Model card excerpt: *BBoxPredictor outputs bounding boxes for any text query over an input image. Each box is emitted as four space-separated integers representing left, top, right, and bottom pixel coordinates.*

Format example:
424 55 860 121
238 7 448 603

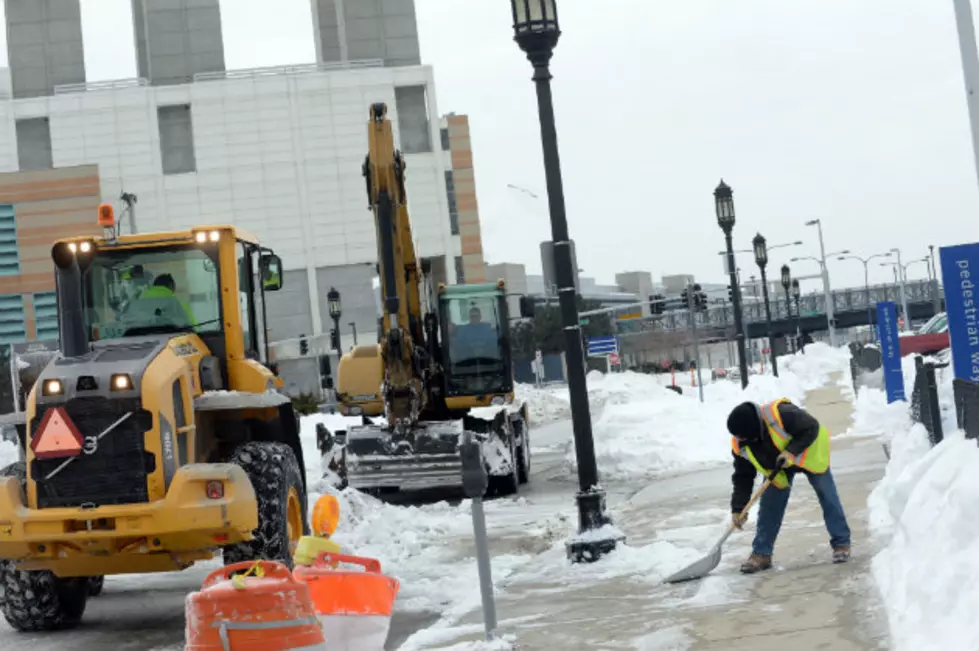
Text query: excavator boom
325 103 532 499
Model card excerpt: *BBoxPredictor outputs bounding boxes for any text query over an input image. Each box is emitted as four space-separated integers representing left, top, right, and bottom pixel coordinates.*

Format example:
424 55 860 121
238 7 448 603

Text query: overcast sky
1 0 977 293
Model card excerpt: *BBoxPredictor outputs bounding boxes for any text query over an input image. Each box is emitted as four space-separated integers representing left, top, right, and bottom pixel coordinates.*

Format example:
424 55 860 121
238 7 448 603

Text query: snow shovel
663 474 776 584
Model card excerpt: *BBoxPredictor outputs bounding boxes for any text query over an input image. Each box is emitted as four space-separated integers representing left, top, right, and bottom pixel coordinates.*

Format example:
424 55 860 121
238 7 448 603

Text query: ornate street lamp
511 0 620 563
327 287 342 355
715 181 748 388
752 233 777 377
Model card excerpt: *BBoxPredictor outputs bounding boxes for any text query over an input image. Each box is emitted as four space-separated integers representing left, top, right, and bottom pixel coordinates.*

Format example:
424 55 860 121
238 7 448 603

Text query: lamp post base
566 488 625 564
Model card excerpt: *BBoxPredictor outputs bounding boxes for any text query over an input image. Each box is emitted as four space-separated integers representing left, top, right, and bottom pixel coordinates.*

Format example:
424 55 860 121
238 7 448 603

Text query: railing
613 278 940 336
193 59 385 82
53 77 150 94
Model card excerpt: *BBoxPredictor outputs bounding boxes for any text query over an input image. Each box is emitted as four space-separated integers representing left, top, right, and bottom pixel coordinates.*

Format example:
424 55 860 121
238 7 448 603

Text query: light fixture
781 264 791 289
327 287 342 320
195 232 207 243
208 230 220 242
68 242 78 253
753 233 768 268
111 374 133 391
714 180 735 230
79 241 92 253
42 379 63 396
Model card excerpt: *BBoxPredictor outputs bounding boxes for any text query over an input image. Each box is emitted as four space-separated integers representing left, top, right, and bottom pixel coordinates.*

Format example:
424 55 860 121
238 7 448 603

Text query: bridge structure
610 278 942 343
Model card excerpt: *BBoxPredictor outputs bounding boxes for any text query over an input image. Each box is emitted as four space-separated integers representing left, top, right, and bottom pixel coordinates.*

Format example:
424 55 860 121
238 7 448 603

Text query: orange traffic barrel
186 560 327 651
293 552 400 651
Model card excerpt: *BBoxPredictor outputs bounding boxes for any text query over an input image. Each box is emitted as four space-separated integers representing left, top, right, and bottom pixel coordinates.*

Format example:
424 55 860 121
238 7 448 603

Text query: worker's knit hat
727 402 763 441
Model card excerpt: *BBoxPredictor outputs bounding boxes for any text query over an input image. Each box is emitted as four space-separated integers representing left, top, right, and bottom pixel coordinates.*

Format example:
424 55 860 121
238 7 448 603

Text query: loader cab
438 282 514 398
53 215 283 370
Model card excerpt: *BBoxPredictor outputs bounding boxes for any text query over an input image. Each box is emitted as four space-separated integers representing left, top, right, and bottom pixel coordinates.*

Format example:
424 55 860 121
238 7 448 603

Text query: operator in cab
131 273 198 328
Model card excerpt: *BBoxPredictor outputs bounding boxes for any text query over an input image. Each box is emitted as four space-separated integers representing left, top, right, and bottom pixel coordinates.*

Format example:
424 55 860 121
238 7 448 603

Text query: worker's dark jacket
730 402 821 512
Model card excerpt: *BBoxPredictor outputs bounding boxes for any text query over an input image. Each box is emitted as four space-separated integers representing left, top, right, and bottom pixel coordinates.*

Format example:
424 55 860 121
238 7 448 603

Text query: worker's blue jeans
753 469 851 557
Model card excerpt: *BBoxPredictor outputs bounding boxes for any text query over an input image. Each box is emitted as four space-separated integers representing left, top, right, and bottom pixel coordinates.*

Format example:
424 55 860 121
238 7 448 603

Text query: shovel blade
663 546 723 584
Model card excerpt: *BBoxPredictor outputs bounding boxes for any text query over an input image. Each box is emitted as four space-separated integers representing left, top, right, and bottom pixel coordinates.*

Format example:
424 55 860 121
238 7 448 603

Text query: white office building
0 61 460 350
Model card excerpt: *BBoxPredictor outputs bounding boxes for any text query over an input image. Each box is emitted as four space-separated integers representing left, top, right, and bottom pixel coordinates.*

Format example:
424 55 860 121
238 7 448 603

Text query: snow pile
0 441 18 470
513 383 571 426
839 387 911 440
563 344 852 481
869 428 979 650
777 342 853 391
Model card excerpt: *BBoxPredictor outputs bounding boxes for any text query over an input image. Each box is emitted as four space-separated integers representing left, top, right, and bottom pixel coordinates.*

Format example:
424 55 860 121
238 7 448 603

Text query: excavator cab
438 282 514 402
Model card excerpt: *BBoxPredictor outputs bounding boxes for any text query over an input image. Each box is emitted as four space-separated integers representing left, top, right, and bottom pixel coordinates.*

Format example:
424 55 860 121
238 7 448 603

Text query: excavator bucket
343 420 466 492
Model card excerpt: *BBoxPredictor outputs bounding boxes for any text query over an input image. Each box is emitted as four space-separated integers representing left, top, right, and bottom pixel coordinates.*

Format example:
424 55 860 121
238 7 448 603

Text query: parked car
899 312 949 356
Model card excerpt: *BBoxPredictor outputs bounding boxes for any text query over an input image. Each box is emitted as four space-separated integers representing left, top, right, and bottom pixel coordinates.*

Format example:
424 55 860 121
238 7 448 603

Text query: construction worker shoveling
665 398 851 584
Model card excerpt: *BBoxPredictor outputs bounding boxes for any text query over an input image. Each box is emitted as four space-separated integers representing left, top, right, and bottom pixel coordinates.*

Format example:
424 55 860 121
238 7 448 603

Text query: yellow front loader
0 205 308 632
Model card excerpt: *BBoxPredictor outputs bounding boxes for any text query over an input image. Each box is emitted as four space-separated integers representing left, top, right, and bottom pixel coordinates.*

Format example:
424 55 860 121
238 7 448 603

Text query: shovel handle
728 475 777 537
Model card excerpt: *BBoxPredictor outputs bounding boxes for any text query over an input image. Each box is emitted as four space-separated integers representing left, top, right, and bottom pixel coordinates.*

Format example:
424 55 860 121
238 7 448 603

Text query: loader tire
223 442 309 569
0 461 90 632
0 565 89 632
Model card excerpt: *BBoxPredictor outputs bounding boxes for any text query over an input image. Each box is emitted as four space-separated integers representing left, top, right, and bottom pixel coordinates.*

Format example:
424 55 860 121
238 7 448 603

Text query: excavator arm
362 103 430 433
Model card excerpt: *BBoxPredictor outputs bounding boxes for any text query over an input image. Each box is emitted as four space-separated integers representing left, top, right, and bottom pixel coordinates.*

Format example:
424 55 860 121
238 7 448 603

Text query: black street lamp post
781 264 793 353
511 0 620 562
791 279 804 354
327 287 342 355
753 233 778 377
715 181 749 388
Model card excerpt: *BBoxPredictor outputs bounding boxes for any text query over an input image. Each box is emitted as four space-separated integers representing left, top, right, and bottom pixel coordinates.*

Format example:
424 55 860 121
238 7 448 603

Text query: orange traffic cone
186 560 327 651
294 552 400 651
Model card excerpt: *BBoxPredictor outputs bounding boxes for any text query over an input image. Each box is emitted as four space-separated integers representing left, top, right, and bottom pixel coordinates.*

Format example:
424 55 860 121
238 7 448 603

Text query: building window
158 104 197 175
0 295 26 345
33 292 59 341
0 205 19 277
16 118 53 171
455 256 465 284
444 171 459 235
394 86 432 154
440 127 450 151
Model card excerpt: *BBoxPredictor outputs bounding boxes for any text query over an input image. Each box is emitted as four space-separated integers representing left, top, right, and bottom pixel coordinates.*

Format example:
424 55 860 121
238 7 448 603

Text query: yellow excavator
0 208 308 632
318 103 531 497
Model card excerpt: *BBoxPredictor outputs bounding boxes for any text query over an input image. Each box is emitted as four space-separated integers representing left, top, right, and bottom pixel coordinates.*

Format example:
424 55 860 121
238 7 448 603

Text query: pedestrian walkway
408 376 890 650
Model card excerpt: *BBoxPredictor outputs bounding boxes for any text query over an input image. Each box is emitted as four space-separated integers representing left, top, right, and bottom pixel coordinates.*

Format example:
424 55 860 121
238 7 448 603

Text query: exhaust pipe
52 243 89 359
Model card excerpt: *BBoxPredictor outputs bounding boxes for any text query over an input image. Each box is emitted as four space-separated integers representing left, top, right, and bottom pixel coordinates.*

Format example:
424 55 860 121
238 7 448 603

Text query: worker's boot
740 553 773 574
832 546 851 564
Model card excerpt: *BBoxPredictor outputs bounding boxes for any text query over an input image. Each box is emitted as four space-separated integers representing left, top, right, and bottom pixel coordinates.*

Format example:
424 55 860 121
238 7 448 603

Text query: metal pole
783 287 793 352
795 295 805 354
528 53 615 558
349 322 358 346
929 244 941 313
895 251 910 331
686 283 705 403
864 262 875 343
759 266 777 377
332 316 342 355
952 0 979 194
814 221 837 346
725 231 749 388
8 344 18 414
470 495 498 639
120 192 137 234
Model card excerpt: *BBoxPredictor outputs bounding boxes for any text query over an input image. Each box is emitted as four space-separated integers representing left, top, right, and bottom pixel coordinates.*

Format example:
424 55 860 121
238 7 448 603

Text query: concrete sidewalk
411 377 890 650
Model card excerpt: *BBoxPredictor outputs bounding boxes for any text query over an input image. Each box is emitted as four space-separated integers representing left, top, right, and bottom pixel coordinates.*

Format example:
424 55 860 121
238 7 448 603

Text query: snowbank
865 357 979 651
840 387 911 440
869 430 979 650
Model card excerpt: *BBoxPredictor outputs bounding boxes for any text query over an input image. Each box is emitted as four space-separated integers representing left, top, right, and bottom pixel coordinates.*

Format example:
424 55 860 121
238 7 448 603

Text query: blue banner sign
877 301 905 403
940 242 979 381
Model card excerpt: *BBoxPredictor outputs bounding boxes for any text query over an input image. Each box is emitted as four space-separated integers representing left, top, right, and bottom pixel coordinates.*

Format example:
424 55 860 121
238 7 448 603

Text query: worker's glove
773 450 794 472
732 511 748 530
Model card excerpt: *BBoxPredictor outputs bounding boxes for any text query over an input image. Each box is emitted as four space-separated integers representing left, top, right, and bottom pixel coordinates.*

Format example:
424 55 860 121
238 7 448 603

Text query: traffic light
681 288 689 309
299 334 309 356
728 286 734 303
692 284 703 311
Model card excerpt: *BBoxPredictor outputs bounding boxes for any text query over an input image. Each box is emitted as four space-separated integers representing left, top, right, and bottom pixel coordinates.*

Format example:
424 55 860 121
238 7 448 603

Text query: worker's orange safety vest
730 398 831 489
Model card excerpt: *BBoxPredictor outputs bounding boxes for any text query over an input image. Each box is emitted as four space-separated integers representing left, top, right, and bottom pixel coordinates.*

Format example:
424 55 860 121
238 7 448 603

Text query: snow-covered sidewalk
398 376 889 650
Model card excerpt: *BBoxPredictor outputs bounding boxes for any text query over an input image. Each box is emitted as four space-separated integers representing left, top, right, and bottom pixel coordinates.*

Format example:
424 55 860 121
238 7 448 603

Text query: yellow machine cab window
439 284 512 397
81 244 222 341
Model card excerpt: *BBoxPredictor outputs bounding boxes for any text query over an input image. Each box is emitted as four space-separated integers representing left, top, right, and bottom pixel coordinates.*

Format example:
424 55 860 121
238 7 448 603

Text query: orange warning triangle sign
31 407 84 460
